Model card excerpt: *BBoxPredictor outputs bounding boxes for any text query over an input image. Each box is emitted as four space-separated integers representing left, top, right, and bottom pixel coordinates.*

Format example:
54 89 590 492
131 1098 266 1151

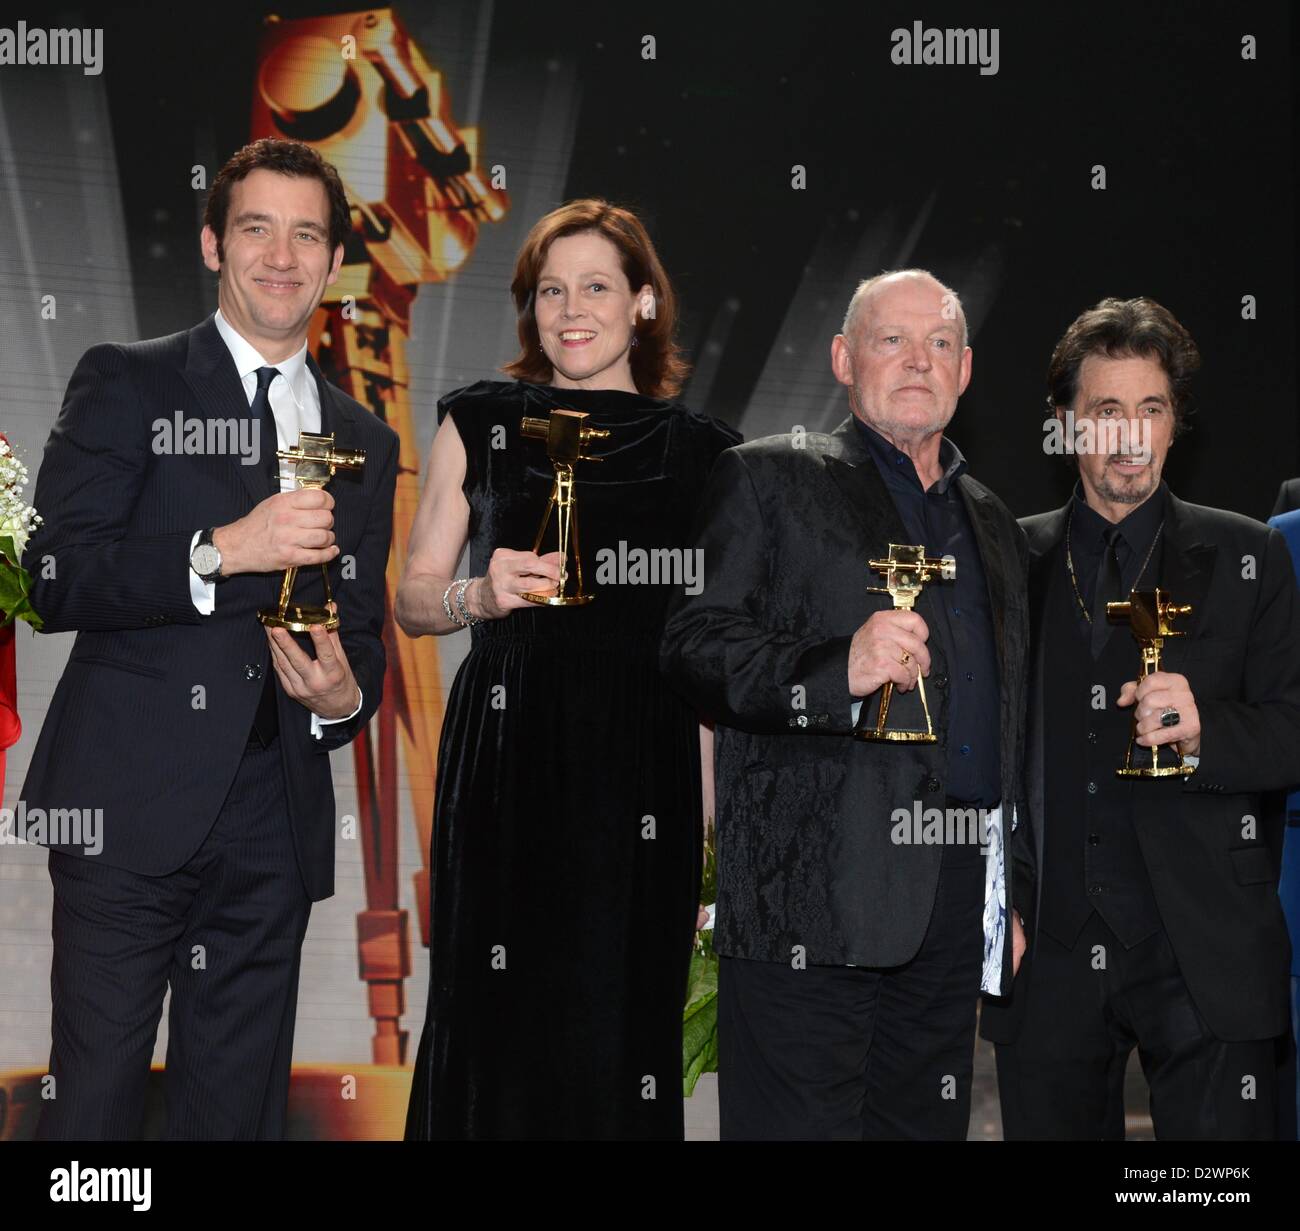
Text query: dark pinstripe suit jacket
20 314 399 901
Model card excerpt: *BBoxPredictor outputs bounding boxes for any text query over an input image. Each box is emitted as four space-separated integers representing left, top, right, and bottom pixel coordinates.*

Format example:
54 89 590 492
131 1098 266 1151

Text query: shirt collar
1070 479 1167 549
213 309 311 409
853 416 968 494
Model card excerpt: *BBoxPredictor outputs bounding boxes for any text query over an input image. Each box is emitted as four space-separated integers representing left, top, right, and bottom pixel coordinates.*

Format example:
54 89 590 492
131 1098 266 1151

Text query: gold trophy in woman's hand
519 408 609 605
258 432 365 632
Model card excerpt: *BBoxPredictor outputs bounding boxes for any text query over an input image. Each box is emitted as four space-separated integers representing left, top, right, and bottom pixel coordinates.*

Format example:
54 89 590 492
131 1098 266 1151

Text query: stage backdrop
0 0 1294 1139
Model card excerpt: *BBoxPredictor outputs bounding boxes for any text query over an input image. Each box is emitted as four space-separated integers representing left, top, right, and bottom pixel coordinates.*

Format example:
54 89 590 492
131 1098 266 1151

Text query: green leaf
682 996 719 1096
0 554 43 630
682 944 720 1095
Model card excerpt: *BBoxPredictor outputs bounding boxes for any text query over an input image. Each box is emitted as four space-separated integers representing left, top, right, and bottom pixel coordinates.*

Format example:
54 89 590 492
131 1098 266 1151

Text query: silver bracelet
454 577 484 627
442 581 462 627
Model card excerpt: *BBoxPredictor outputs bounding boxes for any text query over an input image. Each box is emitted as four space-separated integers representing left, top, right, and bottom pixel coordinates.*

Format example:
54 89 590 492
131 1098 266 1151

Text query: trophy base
259 605 340 633
520 591 593 606
1115 765 1195 778
855 730 938 744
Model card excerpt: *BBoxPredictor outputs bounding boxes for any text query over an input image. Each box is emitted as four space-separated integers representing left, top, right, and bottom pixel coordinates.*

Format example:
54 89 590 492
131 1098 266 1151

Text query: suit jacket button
935 673 949 689
245 663 262 680
925 776 941 793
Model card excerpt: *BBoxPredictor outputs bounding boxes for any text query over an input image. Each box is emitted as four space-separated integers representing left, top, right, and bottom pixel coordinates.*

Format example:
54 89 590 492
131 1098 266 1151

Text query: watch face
192 544 220 575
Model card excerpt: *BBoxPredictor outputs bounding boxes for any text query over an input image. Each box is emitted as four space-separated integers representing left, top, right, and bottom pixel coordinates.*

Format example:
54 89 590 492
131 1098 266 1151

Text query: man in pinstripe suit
20 139 399 1139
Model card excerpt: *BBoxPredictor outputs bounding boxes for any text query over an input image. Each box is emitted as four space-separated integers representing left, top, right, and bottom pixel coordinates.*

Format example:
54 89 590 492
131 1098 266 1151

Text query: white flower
1 512 31 557
0 437 39 560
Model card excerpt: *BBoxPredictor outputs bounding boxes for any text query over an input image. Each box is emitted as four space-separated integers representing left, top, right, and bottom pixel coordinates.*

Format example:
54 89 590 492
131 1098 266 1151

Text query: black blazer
660 418 1030 992
981 493 1300 1042
19 315 399 902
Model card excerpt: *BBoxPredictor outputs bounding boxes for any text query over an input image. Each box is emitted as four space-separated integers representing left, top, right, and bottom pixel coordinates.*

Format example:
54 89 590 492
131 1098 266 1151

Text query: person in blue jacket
1268 504 1300 1138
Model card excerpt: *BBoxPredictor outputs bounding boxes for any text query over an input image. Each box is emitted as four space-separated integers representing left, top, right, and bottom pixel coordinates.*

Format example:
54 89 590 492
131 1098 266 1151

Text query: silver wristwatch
190 527 223 583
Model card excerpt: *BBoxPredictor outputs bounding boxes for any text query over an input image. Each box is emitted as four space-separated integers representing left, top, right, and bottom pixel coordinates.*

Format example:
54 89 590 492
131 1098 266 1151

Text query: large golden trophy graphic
258 434 365 631
248 6 507 1131
519 409 609 605
854 544 954 743
1107 588 1195 778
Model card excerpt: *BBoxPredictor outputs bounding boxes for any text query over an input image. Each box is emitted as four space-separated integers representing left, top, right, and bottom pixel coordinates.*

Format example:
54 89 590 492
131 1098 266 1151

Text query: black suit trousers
35 737 311 1140
718 839 985 1140
995 912 1278 1140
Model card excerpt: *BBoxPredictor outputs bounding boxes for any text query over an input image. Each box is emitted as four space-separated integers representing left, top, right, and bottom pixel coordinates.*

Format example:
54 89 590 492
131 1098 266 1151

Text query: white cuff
310 687 363 739
189 530 215 615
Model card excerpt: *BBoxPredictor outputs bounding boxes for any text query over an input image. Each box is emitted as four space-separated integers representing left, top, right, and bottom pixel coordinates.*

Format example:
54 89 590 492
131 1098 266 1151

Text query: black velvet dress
404 379 740 1139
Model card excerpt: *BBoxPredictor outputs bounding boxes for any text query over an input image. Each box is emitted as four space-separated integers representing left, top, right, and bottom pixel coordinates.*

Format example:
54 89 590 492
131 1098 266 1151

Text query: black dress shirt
855 418 1002 806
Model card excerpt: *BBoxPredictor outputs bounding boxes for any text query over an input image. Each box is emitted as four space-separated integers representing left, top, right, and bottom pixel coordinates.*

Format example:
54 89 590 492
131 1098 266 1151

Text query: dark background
32 0 1300 520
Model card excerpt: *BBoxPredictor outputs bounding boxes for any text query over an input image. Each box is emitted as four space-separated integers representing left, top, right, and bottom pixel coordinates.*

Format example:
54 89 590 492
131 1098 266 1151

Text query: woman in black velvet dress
397 200 739 1139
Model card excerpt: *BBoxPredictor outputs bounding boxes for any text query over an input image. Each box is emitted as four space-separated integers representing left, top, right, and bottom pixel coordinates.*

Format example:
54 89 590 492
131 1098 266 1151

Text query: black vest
1039 540 1164 950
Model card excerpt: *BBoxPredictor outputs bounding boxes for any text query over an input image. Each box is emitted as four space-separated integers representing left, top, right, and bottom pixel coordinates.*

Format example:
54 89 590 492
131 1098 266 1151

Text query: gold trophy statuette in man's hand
258 433 365 633
851 545 954 743
1109 589 1198 776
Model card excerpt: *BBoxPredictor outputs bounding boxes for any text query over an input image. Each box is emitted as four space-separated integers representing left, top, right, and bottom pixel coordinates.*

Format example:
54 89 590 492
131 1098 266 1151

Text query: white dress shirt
188 309 363 738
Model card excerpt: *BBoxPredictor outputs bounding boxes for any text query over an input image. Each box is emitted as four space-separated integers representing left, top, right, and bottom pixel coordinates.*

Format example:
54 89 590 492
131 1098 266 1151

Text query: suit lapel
1157 492 1217 639
1025 504 1068 908
182 314 271 510
1027 508 1066 651
822 419 911 550
957 475 1008 677
306 355 367 548
307 353 362 450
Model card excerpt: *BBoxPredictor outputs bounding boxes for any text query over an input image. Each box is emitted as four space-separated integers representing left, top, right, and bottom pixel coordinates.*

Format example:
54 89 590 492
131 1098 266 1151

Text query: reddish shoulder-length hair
502 199 690 398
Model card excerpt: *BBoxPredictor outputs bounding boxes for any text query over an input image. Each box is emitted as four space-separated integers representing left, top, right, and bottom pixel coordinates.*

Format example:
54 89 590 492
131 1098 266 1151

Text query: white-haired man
662 270 1029 1139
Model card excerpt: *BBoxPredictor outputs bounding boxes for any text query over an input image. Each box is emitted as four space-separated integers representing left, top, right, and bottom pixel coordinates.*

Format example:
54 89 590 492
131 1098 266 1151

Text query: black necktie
1090 525 1124 658
252 366 281 490
249 366 281 747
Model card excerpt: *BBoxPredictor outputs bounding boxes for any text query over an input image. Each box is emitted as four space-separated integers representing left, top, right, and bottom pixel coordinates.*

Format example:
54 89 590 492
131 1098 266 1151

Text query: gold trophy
258 432 366 632
519 409 609 605
854 544 954 743
1106 588 1194 777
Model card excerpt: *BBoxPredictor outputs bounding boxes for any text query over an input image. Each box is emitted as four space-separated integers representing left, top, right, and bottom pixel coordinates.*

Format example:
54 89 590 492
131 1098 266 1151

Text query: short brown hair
502 200 689 398
1046 297 1200 438
204 138 352 262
